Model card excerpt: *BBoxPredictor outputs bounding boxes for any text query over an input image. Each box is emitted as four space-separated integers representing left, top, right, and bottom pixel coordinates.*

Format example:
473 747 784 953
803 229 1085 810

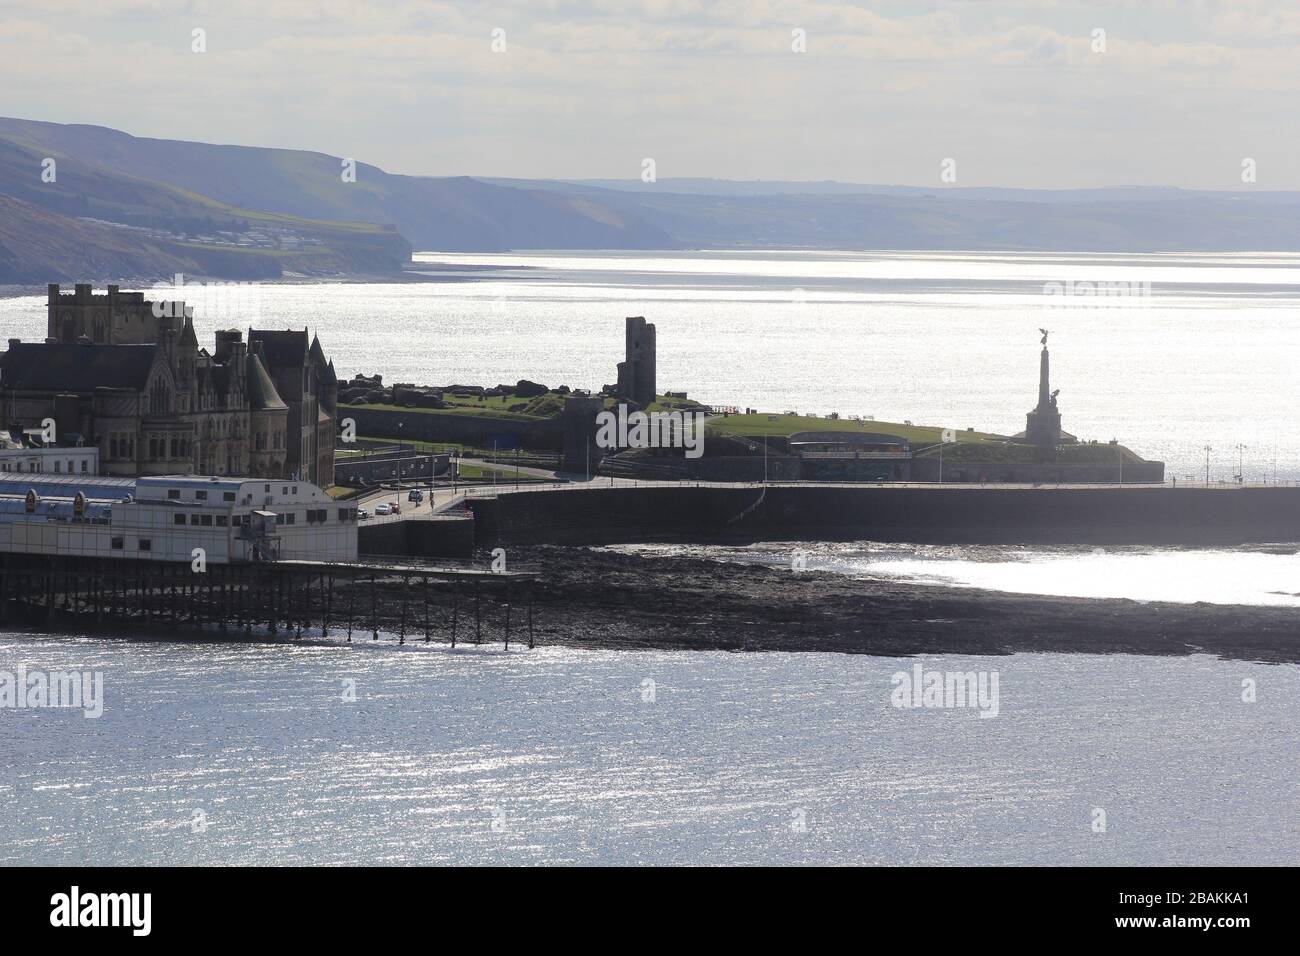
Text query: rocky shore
517 545 1300 664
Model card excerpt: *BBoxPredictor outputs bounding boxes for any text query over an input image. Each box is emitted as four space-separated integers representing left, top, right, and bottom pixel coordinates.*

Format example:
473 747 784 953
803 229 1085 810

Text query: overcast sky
1 0 1297 188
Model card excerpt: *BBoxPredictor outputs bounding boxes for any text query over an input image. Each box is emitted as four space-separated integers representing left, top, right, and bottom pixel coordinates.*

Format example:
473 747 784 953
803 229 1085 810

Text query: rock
514 379 548 397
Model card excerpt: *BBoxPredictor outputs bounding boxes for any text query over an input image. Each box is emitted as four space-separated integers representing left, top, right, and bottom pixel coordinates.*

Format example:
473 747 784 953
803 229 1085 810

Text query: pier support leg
399 573 408 645
450 588 458 649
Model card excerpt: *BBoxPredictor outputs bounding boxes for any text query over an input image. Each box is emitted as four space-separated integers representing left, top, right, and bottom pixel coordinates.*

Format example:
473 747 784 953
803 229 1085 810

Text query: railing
443 477 1298 498
797 451 911 459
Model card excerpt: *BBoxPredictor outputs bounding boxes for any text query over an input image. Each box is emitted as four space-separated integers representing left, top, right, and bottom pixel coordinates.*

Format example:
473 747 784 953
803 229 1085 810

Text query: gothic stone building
0 283 336 484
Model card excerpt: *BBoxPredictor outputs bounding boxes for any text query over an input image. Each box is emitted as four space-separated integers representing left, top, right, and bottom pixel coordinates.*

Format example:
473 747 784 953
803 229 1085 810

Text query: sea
2 634 1296 866
1 250 1298 865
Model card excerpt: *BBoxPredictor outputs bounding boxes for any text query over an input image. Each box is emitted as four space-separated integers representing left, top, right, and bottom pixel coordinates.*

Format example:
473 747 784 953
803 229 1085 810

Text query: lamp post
938 429 956 483
1204 444 1212 486
1234 443 1247 485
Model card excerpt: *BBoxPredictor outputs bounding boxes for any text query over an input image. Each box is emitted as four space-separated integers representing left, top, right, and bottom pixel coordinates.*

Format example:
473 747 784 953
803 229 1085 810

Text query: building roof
136 476 250 492
249 329 308 367
0 473 136 501
245 353 288 411
0 497 113 519
0 343 158 392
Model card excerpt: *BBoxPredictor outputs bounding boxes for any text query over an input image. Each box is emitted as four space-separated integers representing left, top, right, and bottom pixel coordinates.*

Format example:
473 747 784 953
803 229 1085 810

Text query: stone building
615 316 656 407
247 330 336 486
0 283 337 484
560 395 606 475
46 282 168 345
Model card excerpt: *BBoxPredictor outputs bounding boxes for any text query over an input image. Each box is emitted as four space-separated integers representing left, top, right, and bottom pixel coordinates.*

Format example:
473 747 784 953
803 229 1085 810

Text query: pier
0 553 538 648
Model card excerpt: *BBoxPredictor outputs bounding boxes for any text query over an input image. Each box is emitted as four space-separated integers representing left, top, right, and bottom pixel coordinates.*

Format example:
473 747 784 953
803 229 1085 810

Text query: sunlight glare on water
1 634 1294 866
4 250 1300 480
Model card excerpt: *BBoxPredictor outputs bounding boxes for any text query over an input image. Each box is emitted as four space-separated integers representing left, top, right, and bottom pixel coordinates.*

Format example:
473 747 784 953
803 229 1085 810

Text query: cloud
0 0 1297 187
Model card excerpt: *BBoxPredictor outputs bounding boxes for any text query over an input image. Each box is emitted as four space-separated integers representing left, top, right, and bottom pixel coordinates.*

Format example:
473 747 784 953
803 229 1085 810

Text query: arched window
149 377 171 415
93 317 105 343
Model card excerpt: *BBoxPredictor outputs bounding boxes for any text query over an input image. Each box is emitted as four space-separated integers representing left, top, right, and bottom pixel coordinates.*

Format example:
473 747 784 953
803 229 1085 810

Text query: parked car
407 489 424 502
374 503 391 516
357 507 370 520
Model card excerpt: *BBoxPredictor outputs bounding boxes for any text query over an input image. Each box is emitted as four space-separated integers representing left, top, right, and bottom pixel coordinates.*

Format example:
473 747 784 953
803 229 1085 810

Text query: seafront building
0 430 100 476
0 284 337 485
0 473 357 563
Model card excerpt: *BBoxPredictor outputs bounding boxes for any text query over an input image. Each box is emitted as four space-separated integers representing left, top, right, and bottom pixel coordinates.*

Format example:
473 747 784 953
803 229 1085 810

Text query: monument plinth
1024 331 1062 448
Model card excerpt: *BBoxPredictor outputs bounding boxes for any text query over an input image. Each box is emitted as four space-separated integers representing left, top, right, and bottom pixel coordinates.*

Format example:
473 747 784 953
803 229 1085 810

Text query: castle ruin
615 316 656 407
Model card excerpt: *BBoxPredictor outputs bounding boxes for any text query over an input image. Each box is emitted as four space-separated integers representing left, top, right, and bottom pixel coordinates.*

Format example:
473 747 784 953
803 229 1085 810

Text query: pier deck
0 552 536 648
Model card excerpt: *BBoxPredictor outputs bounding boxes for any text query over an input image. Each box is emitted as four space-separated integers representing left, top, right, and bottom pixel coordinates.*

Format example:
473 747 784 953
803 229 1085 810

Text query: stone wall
339 406 561 450
909 456 1165 483
469 484 1300 547
335 450 450 485
358 514 475 558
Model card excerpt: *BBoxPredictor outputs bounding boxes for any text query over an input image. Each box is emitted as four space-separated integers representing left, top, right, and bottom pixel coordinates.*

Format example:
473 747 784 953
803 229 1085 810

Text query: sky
1 0 1298 189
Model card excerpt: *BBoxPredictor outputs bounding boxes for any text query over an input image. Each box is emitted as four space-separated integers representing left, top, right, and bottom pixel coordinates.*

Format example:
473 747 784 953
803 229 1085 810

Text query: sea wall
468 484 1300 546
909 457 1165 484
358 515 475 558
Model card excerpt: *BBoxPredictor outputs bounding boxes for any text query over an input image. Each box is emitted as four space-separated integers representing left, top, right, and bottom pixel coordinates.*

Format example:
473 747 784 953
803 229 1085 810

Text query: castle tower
1024 333 1062 447
615 316 656 407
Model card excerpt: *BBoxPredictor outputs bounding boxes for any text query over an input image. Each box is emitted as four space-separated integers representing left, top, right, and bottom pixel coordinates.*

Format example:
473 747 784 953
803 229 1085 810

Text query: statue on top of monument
1038 328 1050 347
1050 388 1060 407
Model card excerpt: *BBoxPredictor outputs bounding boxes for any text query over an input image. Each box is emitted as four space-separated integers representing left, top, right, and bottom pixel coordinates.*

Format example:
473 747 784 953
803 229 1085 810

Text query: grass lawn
707 413 1006 447
454 463 549 482
348 402 543 421
349 391 706 423
345 435 559 462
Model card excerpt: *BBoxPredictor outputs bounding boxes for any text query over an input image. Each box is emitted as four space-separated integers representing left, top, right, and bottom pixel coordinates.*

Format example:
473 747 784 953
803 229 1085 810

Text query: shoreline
518 545 1300 664
0 544 1295 665
0 268 467 300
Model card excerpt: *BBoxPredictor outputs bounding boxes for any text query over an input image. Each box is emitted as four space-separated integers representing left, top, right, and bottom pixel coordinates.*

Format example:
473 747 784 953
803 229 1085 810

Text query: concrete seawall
468 484 1300 546
359 515 476 557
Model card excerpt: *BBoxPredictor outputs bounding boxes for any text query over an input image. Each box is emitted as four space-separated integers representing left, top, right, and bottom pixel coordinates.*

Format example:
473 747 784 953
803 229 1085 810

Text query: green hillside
0 133 411 281
0 117 674 253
